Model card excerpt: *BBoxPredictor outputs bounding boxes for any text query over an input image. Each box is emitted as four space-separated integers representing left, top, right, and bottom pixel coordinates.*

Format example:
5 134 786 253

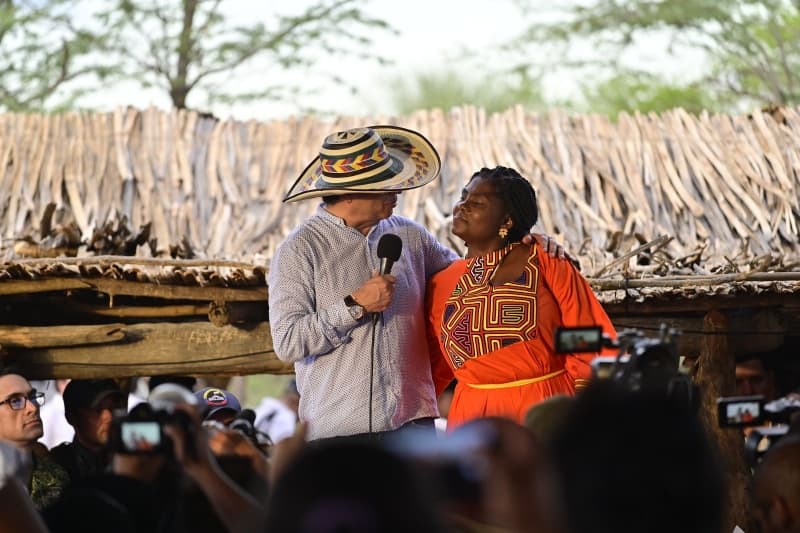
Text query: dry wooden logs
0 324 125 348
1 321 290 379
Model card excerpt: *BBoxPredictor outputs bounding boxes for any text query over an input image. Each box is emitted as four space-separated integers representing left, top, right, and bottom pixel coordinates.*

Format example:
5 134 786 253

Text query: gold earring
498 227 508 239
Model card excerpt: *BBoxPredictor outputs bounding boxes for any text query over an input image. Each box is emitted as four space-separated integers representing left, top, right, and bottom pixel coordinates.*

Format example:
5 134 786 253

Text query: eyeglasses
0 391 45 410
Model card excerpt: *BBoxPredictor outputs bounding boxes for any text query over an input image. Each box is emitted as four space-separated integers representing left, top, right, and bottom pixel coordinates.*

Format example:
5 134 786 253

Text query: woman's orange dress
426 242 617 429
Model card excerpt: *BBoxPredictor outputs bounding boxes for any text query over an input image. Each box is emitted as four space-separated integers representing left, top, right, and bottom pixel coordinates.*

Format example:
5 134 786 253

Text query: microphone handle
379 258 391 276
375 258 395 325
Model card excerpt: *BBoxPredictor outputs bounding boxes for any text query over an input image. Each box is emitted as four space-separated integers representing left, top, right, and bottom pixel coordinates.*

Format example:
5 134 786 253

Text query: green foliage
389 69 546 115
580 72 720 117
93 0 395 111
510 0 800 114
243 374 294 408
0 1 98 112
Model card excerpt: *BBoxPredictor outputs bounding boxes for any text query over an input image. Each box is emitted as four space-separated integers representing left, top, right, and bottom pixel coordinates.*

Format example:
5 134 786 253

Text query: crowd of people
1 124 798 532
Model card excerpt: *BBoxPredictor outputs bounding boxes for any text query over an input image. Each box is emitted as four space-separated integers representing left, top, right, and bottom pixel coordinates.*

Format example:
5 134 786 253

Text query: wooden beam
86 278 268 302
0 324 125 348
0 279 89 295
12 255 260 270
70 301 209 318
1 321 293 379
609 309 795 357
603 293 799 315
591 271 800 290
0 277 267 301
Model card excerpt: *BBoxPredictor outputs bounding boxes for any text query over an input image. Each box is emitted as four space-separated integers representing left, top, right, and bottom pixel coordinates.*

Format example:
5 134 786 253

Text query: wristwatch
344 295 366 320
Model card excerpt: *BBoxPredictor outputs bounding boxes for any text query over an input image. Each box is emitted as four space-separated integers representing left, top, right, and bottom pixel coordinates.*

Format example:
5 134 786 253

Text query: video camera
555 324 697 409
109 384 198 459
716 393 800 464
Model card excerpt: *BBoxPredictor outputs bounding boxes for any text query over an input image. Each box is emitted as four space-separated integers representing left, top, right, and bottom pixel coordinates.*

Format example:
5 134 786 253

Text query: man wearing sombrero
269 126 562 441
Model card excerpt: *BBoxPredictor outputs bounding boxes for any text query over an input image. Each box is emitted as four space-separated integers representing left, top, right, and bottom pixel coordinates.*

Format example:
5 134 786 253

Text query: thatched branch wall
0 105 797 278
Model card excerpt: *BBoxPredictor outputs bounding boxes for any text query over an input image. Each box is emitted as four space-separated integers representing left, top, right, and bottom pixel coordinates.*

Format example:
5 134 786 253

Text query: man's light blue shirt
268 206 457 440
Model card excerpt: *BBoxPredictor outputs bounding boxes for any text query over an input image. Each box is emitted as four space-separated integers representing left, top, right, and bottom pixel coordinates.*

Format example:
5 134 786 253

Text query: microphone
374 233 402 325
377 233 402 276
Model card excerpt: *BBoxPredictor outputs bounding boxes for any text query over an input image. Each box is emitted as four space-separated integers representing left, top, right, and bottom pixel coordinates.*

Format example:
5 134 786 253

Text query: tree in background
581 71 717 116
507 0 800 114
0 0 96 111
93 0 394 111
388 68 546 115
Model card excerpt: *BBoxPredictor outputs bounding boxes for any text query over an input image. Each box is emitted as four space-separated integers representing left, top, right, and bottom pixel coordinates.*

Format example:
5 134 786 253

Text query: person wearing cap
269 126 565 441
194 387 242 425
0 368 68 508
50 379 127 484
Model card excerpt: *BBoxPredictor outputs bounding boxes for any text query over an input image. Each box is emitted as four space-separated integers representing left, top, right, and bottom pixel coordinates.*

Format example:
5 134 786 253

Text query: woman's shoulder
431 258 468 280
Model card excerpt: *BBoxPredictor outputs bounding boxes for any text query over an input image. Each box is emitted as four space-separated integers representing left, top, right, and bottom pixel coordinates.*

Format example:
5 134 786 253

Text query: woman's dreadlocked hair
468 166 538 243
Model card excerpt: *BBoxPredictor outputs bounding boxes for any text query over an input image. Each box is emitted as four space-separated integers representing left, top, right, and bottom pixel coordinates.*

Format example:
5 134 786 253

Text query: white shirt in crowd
37 382 74 449
254 396 297 444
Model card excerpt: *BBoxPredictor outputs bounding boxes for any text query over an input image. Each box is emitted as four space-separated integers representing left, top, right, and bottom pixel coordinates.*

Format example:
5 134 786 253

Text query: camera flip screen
121 421 162 452
555 326 603 353
717 396 765 427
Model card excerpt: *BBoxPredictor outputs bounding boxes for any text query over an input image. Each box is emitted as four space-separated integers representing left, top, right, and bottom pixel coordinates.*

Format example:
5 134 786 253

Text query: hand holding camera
110 383 202 460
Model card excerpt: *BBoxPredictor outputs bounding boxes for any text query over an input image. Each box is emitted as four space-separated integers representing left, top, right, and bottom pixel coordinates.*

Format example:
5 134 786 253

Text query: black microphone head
377 233 402 262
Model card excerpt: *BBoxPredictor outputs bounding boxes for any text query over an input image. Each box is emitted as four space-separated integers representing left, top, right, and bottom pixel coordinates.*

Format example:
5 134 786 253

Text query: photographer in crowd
195 386 272 499
50 379 127 484
44 384 265 533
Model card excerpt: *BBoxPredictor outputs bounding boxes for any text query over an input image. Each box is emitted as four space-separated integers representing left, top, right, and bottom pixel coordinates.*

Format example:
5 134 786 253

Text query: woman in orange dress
426 166 616 429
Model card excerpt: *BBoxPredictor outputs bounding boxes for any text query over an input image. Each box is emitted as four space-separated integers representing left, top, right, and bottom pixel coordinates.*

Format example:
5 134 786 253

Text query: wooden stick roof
0 105 797 304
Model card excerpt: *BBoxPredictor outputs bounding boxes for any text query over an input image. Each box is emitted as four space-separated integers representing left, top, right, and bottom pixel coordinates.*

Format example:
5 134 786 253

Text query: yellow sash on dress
465 369 567 389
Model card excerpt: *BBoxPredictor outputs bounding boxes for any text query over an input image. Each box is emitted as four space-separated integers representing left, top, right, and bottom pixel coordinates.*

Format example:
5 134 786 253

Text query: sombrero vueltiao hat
283 125 441 203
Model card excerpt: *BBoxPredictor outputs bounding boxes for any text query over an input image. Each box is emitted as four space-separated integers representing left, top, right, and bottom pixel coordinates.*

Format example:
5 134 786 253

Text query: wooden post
693 310 753 533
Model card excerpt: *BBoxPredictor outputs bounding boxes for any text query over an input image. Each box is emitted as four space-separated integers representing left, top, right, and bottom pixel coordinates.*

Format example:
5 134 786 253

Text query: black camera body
716 394 800 464
110 402 169 455
716 395 767 428
109 384 199 459
555 324 696 408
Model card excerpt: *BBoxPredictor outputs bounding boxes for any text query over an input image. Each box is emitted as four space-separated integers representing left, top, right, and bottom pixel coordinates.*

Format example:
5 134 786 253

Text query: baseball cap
194 387 242 420
63 379 126 415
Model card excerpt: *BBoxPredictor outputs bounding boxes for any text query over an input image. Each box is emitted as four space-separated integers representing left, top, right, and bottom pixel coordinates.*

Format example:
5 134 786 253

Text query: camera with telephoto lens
555 324 697 409
716 393 800 465
109 384 198 459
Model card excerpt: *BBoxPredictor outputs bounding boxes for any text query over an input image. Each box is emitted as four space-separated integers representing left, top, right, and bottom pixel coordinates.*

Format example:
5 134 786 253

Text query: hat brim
283 125 441 203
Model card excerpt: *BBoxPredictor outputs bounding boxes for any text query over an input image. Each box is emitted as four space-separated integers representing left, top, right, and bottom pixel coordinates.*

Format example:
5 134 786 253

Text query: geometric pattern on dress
441 244 540 369
469 256 486 284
